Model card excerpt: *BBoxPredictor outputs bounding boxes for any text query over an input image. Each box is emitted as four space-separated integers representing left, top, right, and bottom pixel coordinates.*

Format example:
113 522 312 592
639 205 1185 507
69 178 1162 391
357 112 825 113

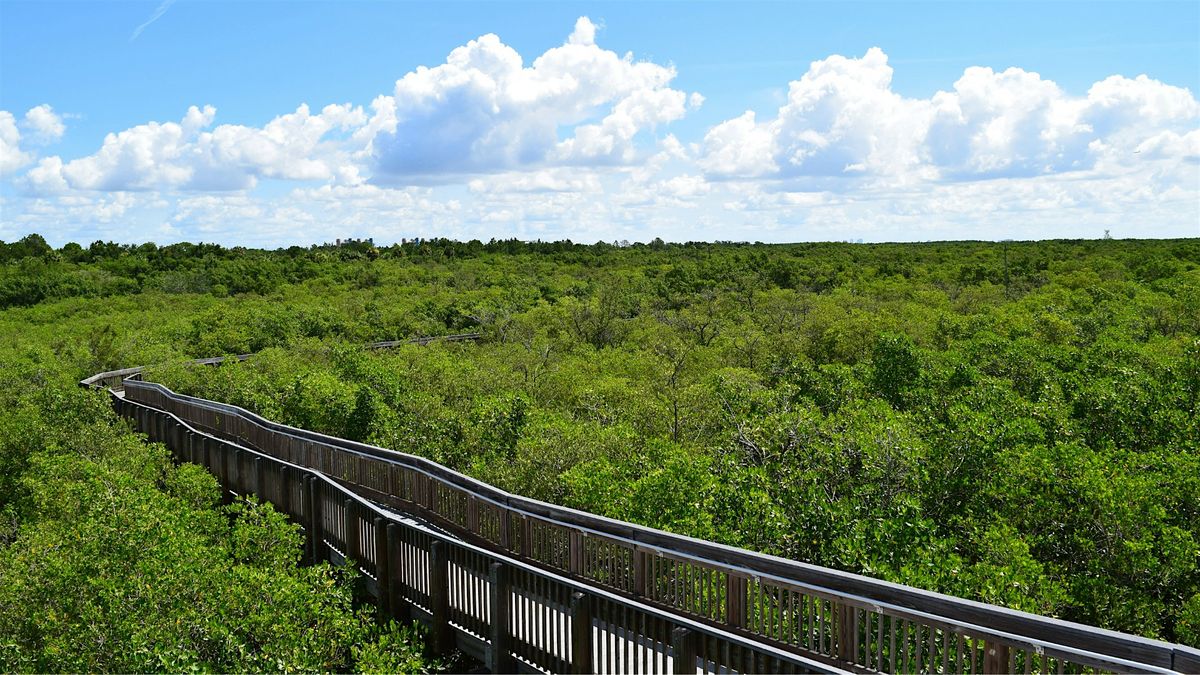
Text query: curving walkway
82 336 1200 674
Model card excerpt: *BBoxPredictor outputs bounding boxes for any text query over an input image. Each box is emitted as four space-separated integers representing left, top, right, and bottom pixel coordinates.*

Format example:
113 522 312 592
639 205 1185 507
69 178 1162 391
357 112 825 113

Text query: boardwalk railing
83 339 1200 675
105 387 844 674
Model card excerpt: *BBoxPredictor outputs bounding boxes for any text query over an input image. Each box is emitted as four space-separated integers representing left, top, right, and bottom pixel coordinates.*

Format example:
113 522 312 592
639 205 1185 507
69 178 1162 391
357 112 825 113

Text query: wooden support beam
671 626 695 675
218 439 232 504
633 548 649 598
197 432 208 471
569 591 593 675
498 511 510 550
570 530 584 576
343 498 358 564
254 456 265 500
374 517 390 619
300 474 314 564
983 640 1011 675
726 574 746 629
466 495 479 534
429 540 452 656
230 448 242 497
836 603 856 664
386 522 410 622
521 515 533 559
307 475 323 565
488 562 514 674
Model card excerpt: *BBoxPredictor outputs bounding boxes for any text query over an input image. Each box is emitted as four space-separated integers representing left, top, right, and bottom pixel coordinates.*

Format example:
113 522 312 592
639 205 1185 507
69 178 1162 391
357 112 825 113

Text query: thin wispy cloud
130 0 176 42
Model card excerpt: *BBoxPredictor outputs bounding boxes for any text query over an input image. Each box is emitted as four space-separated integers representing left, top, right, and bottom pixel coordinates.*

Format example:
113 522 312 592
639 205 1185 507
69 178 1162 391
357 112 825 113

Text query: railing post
836 602 856 663
308 475 323 565
373 517 390 618
218 440 233 504
300 474 314 563
186 430 196 465
278 466 293 516
488 562 514 674
386 522 410 621
427 476 438 514
197 432 208 471
429 540 453 655
983 640 1011 675
570 530 584 576
343 499 358 564
254 456 265 500
671 626 695 675
726 573 746 628
569 591 593 674
521 515 532 559
499 511 511 550
466 495 479 534
227 447 241 497
633 548 649 597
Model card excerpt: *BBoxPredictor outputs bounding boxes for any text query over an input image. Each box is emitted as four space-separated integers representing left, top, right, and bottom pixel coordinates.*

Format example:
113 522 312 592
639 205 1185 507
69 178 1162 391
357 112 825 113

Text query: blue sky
1 1 1197 246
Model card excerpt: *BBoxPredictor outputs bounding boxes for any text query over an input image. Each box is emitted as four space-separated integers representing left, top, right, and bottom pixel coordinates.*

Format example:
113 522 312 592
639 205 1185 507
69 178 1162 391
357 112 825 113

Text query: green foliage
353 621 440 674
0 310 434 671
2 234 1199 653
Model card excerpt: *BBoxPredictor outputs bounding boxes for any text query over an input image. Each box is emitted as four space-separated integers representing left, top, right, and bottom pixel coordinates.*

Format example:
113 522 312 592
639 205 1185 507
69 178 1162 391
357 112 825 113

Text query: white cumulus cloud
23 105 66 143
701 48 929 180
2 34 1197 245
28 103 365 193
1 104 67 175
0 111 33 175
18 17 694 194
701 48 1200 184
366 16 694 178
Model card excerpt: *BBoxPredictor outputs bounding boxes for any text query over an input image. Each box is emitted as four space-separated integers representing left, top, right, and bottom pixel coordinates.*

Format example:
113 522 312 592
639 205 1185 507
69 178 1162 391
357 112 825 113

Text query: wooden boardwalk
82 341 1200 674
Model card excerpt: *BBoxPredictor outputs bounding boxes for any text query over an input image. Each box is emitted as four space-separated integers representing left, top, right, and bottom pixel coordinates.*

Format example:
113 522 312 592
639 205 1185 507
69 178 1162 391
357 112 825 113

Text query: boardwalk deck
81 344 1200 675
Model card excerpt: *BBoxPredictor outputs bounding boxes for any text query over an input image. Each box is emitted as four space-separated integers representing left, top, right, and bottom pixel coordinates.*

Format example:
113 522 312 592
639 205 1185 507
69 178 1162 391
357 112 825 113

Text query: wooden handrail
83 336 1200 674
113 391 844 674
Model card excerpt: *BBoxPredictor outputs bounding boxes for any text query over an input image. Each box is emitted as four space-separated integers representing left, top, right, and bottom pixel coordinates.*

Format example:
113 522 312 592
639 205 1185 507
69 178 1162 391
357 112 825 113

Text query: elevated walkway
81 339 1200 674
